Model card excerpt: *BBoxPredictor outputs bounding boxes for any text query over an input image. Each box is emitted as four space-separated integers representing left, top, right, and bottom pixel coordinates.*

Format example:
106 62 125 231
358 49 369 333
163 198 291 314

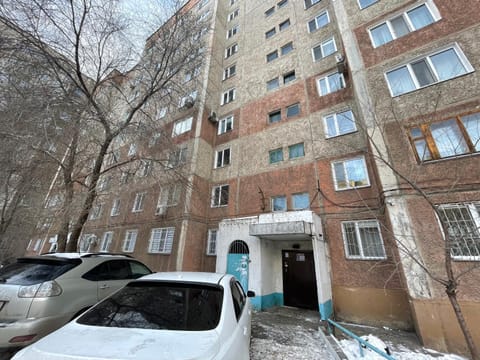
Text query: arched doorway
226 240 249 292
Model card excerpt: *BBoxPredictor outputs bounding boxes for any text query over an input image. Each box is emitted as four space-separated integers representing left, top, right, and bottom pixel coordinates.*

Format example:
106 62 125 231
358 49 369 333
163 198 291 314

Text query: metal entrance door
282 250 318 310
227 240 249 292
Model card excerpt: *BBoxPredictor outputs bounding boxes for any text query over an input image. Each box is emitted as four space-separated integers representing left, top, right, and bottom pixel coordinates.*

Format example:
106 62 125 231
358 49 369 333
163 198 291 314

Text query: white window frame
312 37 337 61
437 202 480 261
227 24 239 39
385 44 474 97
308 10 330 33
155 184 180 215
218 115 234 135
148 227 175 254
341 220 387 260
271 195 287 212
100 231 113 252
323 109 357 138
207 229 217 255
89 203 103 220
357 0 378 10
132 192 146 212
157 106 167 119
317 72 346 96
228 8 239 21
304 0 321 9
211 184 229 207
167 147 187 168
123 230 137 253
368 2 441 48
225 43 238 58
172 117 193 136
223 64 236 80
331 156 370 191
110 198 121 217
221 88 236 105
215 148 231 168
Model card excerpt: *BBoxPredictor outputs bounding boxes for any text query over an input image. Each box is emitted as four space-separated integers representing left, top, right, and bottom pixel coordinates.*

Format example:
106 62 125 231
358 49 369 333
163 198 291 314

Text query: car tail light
18 281 62 298
9 334 37 343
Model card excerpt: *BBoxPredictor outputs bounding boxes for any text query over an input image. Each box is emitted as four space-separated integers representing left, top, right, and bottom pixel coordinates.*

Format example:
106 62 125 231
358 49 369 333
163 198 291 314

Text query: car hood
13 322 221 360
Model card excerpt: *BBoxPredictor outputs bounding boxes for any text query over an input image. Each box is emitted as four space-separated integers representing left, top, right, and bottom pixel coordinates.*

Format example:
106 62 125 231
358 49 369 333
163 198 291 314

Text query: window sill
334 184 371 192
417 151 480 165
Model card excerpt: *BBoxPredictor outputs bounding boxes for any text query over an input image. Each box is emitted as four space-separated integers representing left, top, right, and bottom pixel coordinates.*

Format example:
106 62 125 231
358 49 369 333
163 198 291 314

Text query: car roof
139 272 231 285
39 252 132 259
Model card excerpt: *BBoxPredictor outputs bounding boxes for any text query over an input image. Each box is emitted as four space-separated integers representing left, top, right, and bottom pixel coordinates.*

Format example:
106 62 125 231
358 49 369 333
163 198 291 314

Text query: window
149 227 175 254
123 230 137 253
265 28 276 39
215 148 231 168
230 279 246 320
277 0 288 8
227 25 239 39
317 72 345 96
281 42 294 56
228 8 239 21
324 109 356 138
272 196 287 211
267 77 280 91
128 143 137 157
269 110 282 123
225 43 238 58
358 0 378 9
409 112 480 161
369 3 439 47
139 160 152 177
120 171 132 185
288 143 304 159
172 117 193 136
207 229 217 255
312 37 337 61
218 115 234 134
223 64 236 80
89 204 103 220
304 0 321 9
438 203 480 260
342 220 386 259
308 10 330 32
110 198 121 217
157 107 167 119
199 10 211 22
332 156 370 190
100 232 113 252
279 19 291 31
292 192 309 210
266 50 279 63
156 184 180 215
386 45 473 97
132 192 146 212
212 185 229 207
221 88 236 105
283 71 296 84
97 176 111 191
286 103 300 118
265 7 275 17
269 148 284 163
168 147 187 168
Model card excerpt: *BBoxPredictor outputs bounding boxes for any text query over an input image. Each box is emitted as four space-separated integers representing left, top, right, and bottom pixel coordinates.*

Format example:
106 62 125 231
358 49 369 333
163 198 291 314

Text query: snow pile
339 335 468 360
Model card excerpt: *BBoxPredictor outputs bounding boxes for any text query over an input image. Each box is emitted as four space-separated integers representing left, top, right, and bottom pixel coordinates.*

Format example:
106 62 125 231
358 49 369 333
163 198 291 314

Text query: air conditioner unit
335 53 347 74
208 111 218 123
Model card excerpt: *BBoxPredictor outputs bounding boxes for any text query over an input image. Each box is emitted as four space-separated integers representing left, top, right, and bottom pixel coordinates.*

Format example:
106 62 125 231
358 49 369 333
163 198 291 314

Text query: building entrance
282 250 318 310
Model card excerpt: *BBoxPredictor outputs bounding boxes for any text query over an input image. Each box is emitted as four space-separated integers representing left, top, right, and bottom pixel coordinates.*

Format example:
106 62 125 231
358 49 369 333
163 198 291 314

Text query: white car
12 272 255 360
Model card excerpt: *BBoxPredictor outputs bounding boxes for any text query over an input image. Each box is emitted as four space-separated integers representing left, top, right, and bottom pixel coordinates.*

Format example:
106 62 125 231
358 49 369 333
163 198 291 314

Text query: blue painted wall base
319 299 333 320
250 293 284 310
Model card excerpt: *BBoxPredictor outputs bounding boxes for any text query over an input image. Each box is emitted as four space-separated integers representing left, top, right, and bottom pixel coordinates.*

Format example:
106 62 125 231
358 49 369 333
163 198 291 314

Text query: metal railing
327 318 396 360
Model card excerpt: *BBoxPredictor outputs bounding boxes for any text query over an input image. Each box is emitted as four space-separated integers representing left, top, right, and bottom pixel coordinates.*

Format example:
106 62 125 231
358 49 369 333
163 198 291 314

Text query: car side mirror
247 290 255 298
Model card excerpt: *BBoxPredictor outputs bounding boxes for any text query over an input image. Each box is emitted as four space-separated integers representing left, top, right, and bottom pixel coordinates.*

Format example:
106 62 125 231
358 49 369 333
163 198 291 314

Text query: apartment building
28 0 479 355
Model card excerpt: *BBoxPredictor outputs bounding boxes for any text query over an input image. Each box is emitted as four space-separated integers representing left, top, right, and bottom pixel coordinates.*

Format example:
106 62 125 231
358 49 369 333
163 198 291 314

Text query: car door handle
99 284 110 289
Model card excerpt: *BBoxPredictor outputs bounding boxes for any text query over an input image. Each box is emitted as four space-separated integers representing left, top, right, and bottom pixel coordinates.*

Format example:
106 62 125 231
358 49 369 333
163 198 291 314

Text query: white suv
0 253 152 350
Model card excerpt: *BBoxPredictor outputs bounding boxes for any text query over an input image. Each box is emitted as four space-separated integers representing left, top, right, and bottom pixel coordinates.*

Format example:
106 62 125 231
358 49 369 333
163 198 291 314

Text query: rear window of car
0 258 81 285
77 281 223 331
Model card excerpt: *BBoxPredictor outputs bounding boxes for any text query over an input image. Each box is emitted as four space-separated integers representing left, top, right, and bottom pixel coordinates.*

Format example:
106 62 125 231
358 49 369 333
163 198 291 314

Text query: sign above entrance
249 221 312 240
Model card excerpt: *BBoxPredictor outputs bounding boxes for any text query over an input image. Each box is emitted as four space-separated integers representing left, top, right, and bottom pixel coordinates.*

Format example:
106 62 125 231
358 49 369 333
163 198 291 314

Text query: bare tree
0 0 207 253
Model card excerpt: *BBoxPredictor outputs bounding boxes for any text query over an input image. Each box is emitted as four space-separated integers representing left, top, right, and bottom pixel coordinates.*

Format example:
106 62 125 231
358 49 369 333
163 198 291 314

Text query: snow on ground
338 335 468 360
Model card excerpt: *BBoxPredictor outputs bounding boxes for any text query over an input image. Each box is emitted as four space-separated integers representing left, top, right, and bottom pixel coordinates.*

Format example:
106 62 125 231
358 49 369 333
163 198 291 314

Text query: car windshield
0 258 81 285
77 281 223 331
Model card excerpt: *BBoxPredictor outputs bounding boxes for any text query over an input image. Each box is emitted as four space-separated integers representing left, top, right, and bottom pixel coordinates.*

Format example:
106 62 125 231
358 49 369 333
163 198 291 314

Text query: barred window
207 229 217 255
438 203 480 260
149 227 175 254
342 220 386 259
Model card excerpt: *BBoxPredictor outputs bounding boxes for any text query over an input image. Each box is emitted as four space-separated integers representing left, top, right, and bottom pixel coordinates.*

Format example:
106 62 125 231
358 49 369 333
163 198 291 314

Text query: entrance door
227 240 249 292
282 250 318 310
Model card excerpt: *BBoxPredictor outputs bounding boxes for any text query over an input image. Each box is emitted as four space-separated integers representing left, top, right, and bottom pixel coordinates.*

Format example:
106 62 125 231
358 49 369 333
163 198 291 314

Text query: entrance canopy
249 221 312 240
